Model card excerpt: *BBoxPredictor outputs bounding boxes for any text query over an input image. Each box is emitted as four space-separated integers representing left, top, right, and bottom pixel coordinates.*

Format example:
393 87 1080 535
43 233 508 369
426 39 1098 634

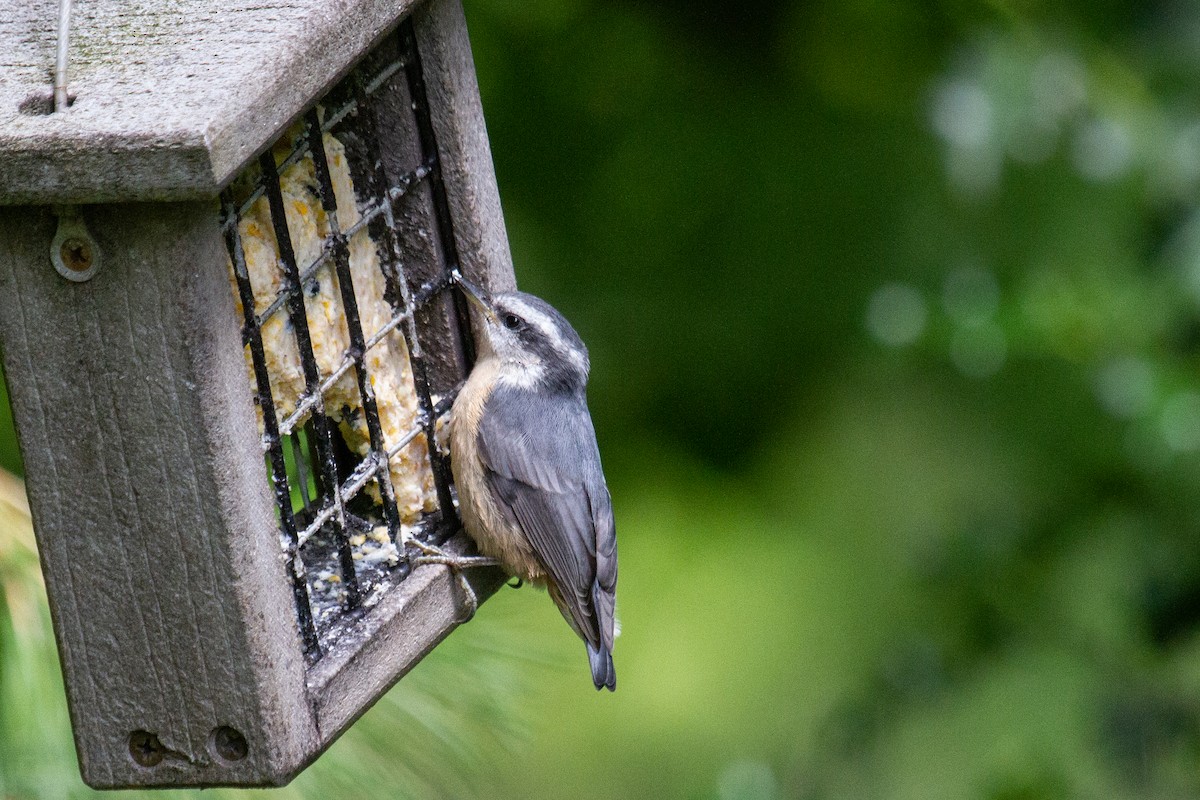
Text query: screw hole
209 726 248 763
128 730 165 768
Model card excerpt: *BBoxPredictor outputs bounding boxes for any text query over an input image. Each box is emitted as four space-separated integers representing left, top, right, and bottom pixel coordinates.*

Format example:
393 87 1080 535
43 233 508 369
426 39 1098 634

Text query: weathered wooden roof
0 0 419 204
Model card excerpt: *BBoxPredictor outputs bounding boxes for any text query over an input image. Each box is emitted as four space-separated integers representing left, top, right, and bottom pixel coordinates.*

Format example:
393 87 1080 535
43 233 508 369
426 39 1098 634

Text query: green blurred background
6 0 1200 797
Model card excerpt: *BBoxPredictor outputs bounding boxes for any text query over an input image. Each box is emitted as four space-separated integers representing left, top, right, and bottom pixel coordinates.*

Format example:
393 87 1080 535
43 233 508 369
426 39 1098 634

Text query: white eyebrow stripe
503 296 589 373
504 298 557 337
565 346 587 372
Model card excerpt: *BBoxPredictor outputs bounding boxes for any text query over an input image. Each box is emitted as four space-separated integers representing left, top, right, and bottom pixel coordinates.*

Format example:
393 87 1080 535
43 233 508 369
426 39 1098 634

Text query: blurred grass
0 381 19 477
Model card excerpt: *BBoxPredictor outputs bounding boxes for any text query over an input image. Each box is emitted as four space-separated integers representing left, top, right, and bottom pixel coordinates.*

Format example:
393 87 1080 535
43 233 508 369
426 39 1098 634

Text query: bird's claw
407 539 500 623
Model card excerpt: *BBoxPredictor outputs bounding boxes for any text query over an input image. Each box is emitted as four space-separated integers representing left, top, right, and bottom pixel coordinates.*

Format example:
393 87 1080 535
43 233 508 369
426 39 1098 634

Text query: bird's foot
407 539 501 623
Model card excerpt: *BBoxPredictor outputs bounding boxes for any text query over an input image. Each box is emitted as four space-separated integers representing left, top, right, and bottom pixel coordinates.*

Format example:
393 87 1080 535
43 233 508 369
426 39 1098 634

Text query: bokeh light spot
866 283 928 347
1094 357 1155 419
717 760 778 800
1159 391 1200 452
1031 51 1087 121
1072 118 1133 182
931 80 994 151
943 265 1000 324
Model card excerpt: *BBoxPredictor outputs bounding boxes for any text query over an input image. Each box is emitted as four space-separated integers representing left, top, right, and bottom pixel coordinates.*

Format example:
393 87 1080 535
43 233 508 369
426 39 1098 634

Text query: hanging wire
54 0 72 112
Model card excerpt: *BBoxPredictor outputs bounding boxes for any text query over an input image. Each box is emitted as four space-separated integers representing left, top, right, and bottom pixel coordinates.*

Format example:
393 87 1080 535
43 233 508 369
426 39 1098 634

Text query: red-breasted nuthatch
449 277 618 691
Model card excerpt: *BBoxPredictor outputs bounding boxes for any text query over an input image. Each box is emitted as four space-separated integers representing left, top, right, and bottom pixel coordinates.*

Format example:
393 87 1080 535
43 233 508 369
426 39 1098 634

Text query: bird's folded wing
476 390 615 649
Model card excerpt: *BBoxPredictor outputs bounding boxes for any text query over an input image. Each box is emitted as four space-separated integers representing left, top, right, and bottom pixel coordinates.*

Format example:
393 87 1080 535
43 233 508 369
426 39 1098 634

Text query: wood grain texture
0 203 318 787
0 0 421 204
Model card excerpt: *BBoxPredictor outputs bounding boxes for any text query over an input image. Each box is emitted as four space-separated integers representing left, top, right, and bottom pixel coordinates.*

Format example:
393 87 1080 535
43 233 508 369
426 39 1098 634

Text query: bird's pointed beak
453 271 497 324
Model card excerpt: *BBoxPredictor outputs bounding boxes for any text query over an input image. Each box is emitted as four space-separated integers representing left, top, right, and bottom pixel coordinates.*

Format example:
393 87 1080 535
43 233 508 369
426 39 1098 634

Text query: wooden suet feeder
0 0 513 788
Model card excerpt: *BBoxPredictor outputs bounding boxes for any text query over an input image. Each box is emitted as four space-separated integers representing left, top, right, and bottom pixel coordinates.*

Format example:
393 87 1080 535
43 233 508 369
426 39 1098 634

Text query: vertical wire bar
347 70 428 574
350 73 407 316
222 197 321 656
303 111 405 553
398 20 470 541
379 182 457 535
259 151 362 608
348 71 429 556
353 56 455 536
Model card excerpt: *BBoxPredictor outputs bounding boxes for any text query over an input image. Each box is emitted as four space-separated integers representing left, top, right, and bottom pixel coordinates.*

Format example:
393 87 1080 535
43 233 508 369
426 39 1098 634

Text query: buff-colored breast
450 358 548 584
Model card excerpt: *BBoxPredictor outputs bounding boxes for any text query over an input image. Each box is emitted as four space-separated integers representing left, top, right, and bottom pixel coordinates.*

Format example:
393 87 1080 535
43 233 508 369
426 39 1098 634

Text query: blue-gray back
476 385 617 652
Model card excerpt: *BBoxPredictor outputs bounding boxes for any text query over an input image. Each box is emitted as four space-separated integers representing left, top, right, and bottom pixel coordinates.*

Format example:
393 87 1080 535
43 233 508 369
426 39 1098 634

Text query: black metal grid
219 19 473 660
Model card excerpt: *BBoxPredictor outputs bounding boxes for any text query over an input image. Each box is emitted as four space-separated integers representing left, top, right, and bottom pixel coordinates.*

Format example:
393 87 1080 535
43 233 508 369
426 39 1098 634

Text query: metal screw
128 730 165 768
210 726 248 763
50 208 101 282
59 237 92 273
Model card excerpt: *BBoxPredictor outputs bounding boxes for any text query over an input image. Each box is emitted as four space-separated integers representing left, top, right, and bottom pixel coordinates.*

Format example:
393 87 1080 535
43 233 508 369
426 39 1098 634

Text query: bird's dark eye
502 313 522 330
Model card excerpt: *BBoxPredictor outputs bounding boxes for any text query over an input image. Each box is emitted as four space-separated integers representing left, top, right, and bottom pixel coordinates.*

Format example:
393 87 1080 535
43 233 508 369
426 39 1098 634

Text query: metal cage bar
217 18 486 653
258 151 363 610
397 19 464 541
303 109 406 552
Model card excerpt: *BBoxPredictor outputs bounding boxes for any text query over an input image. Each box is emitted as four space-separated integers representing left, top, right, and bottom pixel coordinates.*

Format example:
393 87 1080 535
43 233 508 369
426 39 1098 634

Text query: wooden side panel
414 0 517 295
0 203 317 787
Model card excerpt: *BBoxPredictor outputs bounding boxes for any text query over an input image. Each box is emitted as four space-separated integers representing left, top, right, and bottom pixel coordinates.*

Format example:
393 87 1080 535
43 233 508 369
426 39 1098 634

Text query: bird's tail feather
587 642 616 691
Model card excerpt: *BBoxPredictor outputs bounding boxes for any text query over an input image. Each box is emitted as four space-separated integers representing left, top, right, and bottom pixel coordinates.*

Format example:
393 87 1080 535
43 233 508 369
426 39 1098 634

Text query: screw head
128 730 165 768
210 726 248 763
59 237 93 273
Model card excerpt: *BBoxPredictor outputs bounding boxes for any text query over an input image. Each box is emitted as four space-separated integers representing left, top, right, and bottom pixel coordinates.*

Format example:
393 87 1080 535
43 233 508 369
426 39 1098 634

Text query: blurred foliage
6 0 1200 797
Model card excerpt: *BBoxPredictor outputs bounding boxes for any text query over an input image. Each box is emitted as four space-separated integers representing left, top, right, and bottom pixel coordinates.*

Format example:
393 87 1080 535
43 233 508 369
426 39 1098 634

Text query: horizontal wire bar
273 310 403 439
365 56 408 98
